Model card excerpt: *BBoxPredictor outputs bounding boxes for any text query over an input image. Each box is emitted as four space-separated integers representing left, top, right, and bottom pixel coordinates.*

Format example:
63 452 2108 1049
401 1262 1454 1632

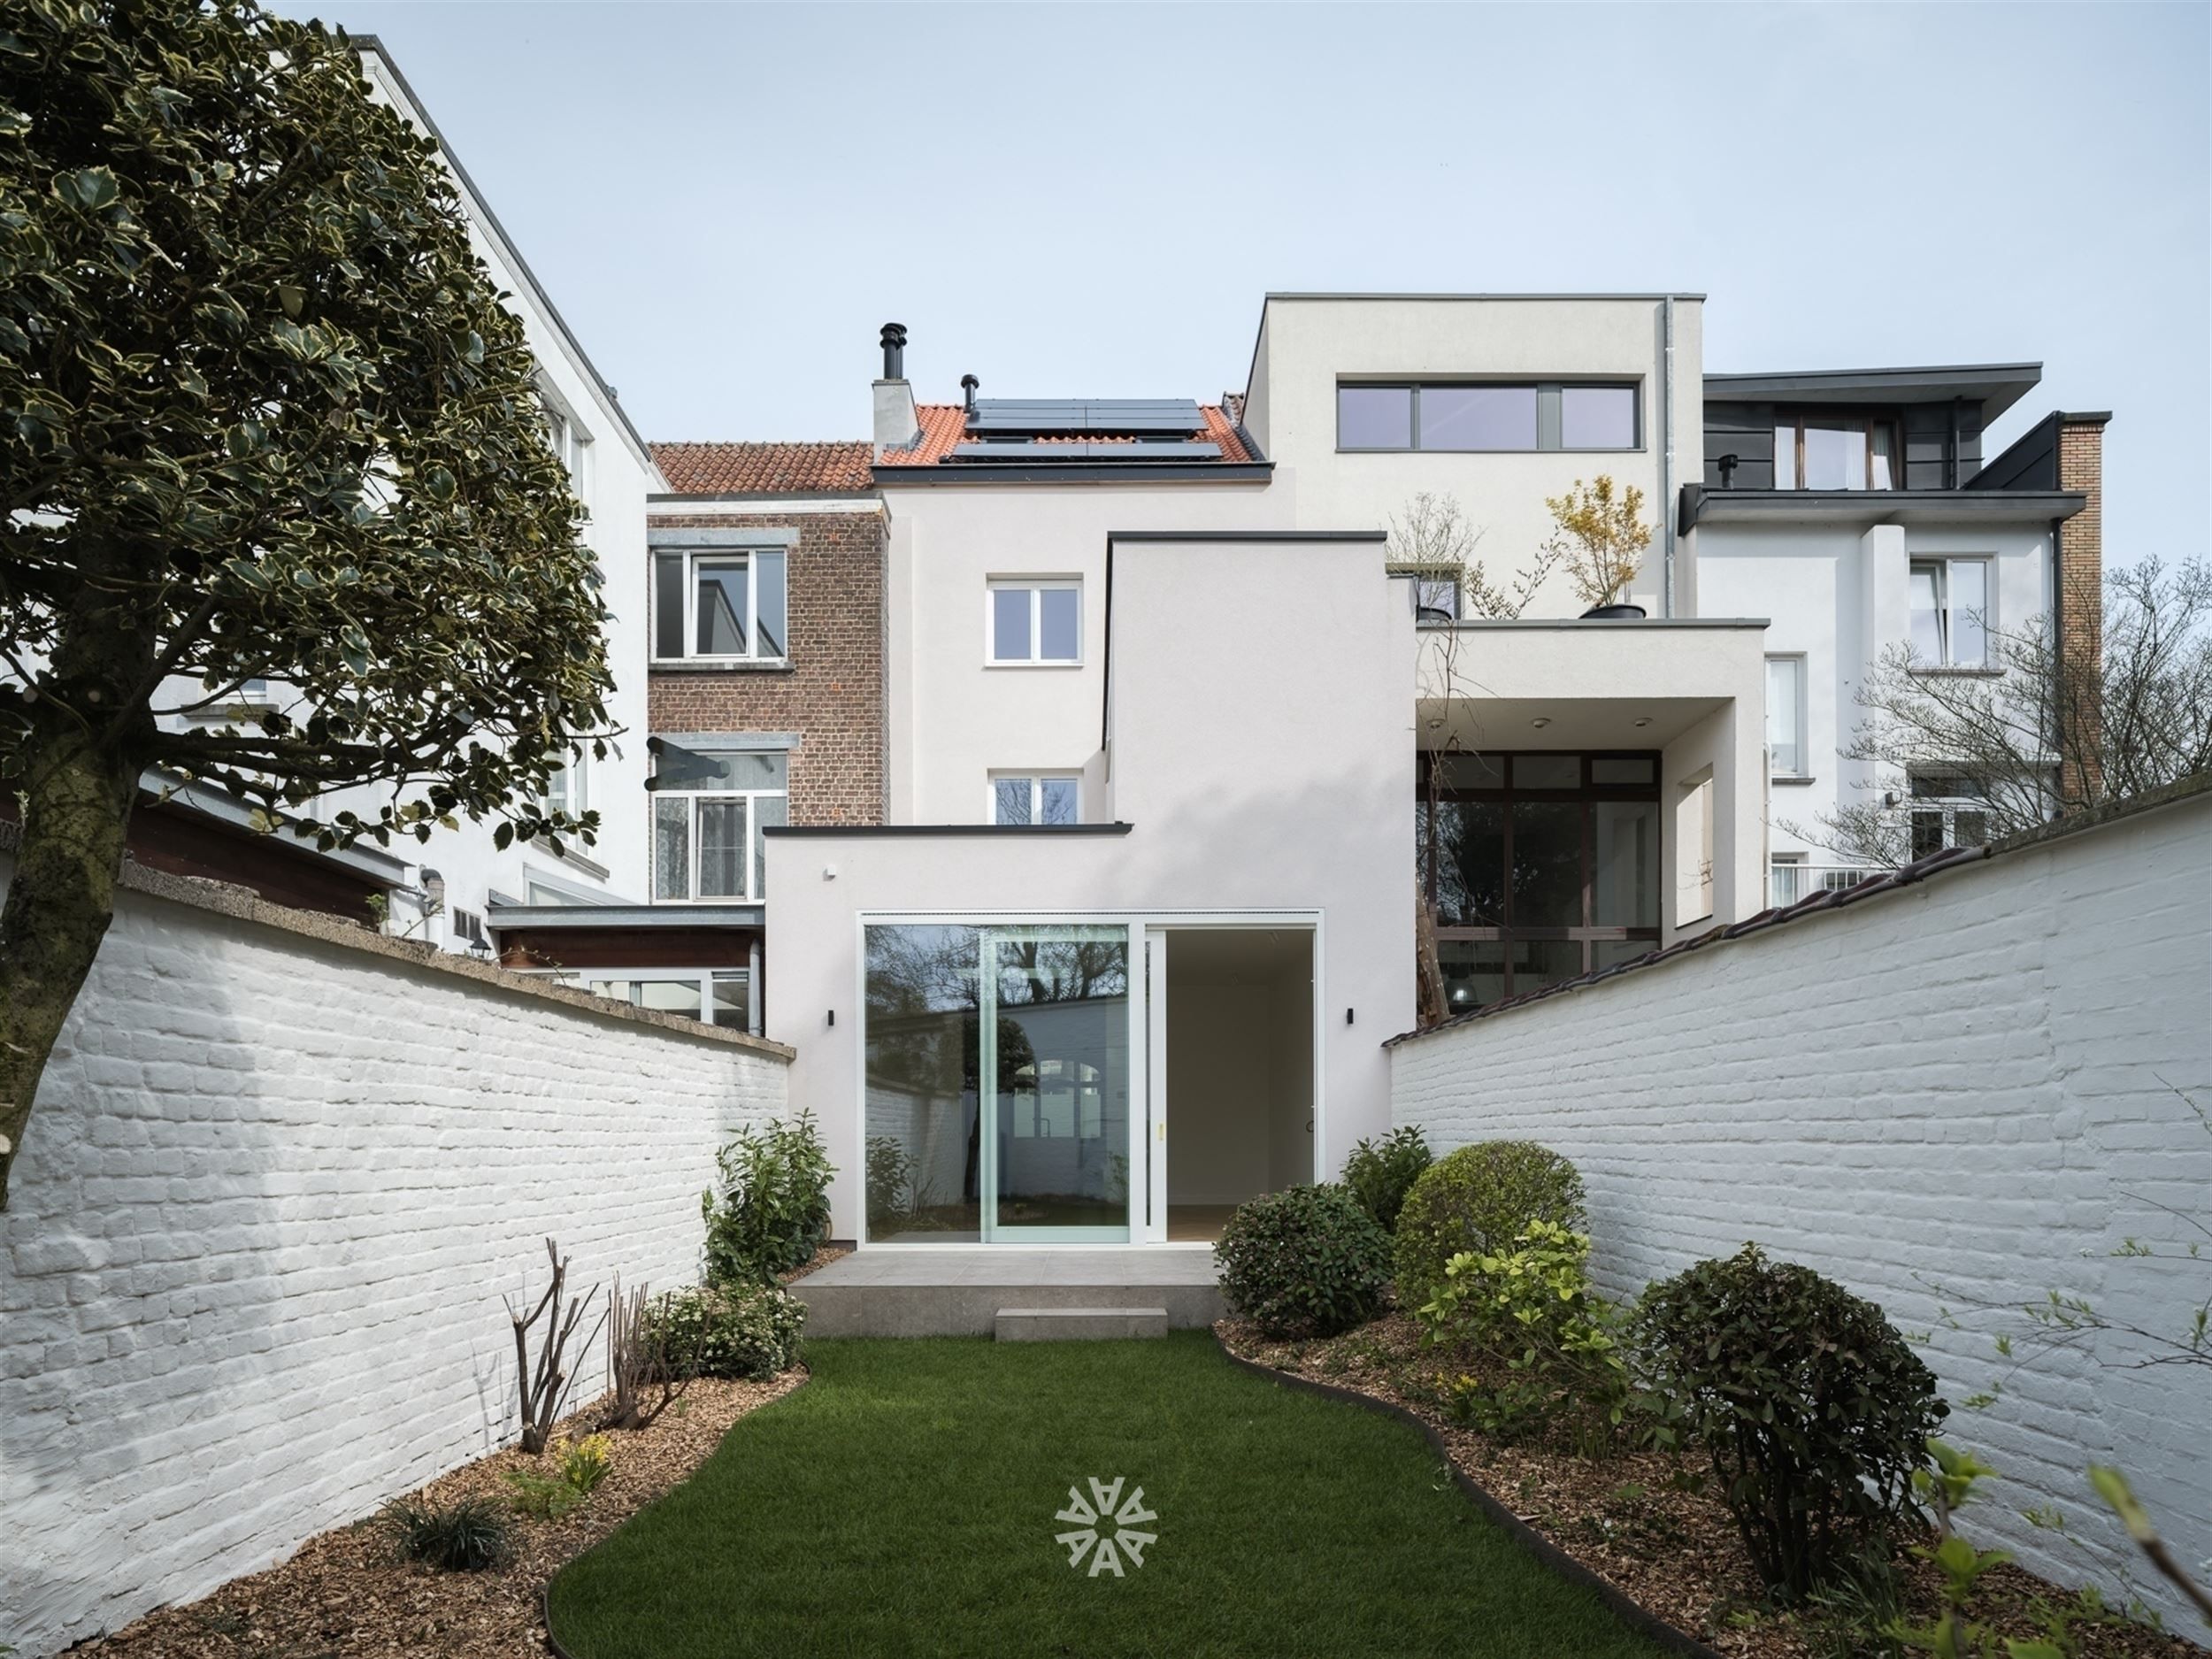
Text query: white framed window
651 744 787 902
549 968 753 1032
1765 655 1807 776
1908 768 1990 859
653 546 788 664
540 749 588 820
1675 765 1715 926
1909 557 1992 668
987 580 1080 664
991 773 1080 826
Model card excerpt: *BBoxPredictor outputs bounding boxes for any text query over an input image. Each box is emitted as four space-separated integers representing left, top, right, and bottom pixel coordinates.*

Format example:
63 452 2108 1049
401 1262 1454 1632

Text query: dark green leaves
51 165 116 211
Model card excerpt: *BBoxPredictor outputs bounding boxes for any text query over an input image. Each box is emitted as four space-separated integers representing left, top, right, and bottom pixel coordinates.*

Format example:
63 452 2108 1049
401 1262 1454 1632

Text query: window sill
1907 665 2002 679
984 660 1084 670
650 658 795 675
1770 773 1817 787
1336 447 1646 458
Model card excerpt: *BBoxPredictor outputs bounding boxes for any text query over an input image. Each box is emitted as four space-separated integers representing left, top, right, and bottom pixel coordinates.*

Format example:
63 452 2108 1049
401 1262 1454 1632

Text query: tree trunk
0 706 142 1208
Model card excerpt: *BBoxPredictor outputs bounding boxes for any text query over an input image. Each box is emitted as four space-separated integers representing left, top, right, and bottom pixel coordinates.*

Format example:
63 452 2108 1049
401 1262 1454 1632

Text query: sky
286 2 2208 565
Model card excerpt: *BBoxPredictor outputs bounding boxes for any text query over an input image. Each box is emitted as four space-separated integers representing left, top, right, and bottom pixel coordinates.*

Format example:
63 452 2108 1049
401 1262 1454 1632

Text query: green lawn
548 1332 1671 1659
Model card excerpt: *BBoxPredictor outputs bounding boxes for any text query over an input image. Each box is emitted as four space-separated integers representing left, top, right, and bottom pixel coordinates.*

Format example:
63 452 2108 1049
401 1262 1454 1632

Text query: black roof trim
761 822 1133 839
872 463 1273 486
1680 483 2085 531
1703 362 2042 420
1384 771 2212 1049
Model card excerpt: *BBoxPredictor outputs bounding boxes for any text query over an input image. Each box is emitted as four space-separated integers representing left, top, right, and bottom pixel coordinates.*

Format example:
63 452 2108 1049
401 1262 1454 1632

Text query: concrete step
995 1306 1170 1342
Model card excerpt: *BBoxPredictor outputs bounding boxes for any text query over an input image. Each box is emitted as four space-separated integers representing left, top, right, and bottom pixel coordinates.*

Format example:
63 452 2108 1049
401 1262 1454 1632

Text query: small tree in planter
1544 477 1651 618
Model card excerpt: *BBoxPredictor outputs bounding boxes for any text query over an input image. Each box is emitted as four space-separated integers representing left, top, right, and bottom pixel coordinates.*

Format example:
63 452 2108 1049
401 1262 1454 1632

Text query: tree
1791 559 2212 869
1542 476 1649 611
0 0 613 1206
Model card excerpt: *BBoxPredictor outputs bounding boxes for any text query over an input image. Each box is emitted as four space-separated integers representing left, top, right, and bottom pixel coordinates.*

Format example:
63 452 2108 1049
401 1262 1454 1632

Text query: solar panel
948 440 1222 464
965 398 1206 436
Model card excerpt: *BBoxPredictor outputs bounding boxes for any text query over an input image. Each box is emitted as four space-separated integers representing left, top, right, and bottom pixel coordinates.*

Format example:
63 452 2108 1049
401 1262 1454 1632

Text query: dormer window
1773 414 1898 490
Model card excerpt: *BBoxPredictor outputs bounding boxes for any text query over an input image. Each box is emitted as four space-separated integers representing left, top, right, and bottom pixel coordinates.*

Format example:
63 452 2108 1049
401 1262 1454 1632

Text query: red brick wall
2056 418 2108 806
646 511 885 825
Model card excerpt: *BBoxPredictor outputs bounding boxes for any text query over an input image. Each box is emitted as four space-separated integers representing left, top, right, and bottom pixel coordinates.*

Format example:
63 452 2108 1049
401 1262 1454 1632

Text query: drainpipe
1659 296 1676 618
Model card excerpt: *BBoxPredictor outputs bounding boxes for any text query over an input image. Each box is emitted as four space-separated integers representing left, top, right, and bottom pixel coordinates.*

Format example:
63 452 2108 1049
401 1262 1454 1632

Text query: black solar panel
948 440 1223 463
965 398 1206 436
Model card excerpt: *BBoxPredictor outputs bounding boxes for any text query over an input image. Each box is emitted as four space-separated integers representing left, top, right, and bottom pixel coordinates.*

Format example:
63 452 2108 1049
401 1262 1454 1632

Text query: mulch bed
72 1370 803 1659
1217 1315 2205 1659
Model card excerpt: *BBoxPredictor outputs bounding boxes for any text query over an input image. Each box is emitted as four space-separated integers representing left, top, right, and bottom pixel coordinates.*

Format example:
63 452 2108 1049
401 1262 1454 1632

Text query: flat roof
1703 362 2043 420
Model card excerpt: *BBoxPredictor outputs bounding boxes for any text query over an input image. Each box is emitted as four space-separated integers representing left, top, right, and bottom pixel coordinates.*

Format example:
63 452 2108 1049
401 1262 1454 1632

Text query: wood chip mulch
1217 1315 2205 1659
70 1369 805 1659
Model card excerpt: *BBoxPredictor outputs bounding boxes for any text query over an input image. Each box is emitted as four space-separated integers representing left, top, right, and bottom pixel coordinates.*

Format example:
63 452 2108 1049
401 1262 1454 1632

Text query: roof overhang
485 902 764 930
145 771 411 885
1681 484 2086 532
873 462 1272 487
1702 363 2043 421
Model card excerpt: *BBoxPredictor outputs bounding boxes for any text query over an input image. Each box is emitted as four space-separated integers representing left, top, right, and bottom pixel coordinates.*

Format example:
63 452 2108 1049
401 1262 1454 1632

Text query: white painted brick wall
1391 791 2212 1631
0 867 791 1656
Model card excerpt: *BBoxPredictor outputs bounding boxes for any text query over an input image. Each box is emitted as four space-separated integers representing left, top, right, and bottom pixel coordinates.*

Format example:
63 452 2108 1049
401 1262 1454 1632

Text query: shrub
703 1110 834 1284
1415 1218 1629 1448
1393 1141 1586 1307
1632 1244 1947 1602
380 1496 511 1571
646 1283 808 1380
1341 1125 1432 1233
1214 1184 1392 1339
503 1431 614 1519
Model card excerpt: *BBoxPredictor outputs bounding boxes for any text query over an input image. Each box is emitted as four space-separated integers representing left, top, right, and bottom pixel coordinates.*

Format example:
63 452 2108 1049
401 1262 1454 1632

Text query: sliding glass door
863 922 1134 1243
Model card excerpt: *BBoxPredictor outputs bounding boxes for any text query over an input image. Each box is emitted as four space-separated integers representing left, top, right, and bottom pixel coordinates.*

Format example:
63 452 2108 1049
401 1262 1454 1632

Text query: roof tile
651 441 872 495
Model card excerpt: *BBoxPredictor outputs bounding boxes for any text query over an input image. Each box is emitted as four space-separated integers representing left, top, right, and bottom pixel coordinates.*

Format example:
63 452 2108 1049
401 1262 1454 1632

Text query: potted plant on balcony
1545 476 1652 619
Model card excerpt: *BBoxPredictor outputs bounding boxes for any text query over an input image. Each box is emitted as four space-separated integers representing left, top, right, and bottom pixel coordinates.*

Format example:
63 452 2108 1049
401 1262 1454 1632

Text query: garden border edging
540 1366 813 1659
1213 1338 1728 1659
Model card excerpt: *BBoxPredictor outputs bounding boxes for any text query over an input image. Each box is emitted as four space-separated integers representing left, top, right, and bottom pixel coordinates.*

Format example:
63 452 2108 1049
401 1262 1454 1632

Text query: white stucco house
747 297 2102 1251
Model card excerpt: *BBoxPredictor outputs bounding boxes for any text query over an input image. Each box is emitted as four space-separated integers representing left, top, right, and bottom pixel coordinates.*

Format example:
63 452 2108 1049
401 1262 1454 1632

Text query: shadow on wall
0 876 777 1656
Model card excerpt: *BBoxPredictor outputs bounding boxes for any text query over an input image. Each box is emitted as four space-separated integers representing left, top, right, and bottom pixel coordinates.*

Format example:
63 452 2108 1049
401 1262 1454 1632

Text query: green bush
1415 1218 1629 1447
1632 1244 1946 1602
379 1495 511 1571
702 1110 834 1284
1393 1141 1586 1307
1341 1125 1432 1233
1214 1183 1392 1339
646 1282 808 1380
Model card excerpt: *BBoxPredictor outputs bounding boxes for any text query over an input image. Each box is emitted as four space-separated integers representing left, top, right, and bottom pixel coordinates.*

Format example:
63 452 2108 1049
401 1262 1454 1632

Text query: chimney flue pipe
879 322 908 380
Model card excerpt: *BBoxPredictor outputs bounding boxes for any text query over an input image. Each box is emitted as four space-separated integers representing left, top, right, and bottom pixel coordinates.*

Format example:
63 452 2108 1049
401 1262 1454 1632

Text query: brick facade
2056 414 2108 805
645 510 886 826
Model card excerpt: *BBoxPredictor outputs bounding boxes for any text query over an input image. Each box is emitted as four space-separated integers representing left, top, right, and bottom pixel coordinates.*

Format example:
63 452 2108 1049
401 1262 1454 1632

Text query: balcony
1768 859 1877 909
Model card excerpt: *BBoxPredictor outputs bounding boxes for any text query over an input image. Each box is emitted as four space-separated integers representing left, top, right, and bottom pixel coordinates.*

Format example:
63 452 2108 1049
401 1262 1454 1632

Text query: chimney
961 373 979 417
2055 411 2110 809
872 322 919 457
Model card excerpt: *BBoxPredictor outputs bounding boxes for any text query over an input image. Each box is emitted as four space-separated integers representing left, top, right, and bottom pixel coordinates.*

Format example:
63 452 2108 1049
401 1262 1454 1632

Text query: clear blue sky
292 3 2206 564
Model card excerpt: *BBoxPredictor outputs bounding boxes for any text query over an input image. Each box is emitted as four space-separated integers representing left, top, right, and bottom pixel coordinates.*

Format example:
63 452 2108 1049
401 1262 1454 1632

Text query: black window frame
1417 749 1664 1007
1337 381 1642 454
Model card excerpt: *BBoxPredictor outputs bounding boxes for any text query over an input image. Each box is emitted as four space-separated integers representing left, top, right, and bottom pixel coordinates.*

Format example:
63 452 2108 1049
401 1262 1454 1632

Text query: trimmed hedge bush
646 1282 808 1380
1341 1125 1432 1233
1214 1183 1392 1339
1392 1141 1586 1307
1632 1244 1946 1601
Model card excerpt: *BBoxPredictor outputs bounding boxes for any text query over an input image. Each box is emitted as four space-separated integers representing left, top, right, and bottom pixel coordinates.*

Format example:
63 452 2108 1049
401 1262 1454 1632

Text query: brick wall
1390 787 2211 1628
646 510 885 825
0 862 793 1657
2057 416 2108 806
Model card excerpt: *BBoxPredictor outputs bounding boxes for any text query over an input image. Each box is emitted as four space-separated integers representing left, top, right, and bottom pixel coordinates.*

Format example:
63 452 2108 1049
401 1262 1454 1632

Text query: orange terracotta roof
651 441 873 495
879 404 1257 467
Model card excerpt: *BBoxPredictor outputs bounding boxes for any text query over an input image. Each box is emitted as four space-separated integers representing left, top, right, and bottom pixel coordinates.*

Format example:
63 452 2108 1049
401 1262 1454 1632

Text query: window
1908 770 1990 859
652 545 788 663
1337 383 1639 452
580 969 751 1032
1418 751 1662 1010
1909 557 1991 668
1766 656 1807 776
987 580 1080 664
650 744 787 902
540 749 588 820
1676 766 1715 926
1409 571 1461 622
1772 414 1897 490
541 391 592 502
992 774 1079 825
